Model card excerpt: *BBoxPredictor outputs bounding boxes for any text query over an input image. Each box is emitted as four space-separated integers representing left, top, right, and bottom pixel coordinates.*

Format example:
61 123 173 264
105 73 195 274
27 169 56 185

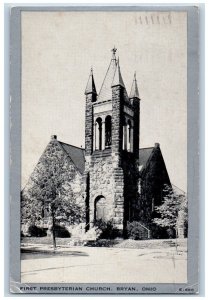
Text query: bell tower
84 48 140 233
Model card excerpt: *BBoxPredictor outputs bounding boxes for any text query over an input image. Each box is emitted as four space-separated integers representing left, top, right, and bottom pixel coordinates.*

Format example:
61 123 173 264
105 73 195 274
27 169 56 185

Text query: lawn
21 236 187 250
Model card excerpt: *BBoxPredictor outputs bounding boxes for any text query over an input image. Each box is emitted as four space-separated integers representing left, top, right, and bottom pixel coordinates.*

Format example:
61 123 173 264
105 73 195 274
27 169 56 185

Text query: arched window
123 119 127 150
127 119 132 151
95 117 102 150
105 115 112 148
94 195 108 222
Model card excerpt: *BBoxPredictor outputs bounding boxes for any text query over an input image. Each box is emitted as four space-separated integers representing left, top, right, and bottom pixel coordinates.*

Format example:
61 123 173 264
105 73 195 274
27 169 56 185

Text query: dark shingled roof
59 142 85 174
139 147 154 170
58 141 154 175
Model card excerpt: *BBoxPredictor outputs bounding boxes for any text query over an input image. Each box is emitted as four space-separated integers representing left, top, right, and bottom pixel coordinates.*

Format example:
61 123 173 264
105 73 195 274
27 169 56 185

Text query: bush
27 225 47 237
85 239 119 247
126 221 149 240
150 222 175 239
94 219 120 239
54 224 71 238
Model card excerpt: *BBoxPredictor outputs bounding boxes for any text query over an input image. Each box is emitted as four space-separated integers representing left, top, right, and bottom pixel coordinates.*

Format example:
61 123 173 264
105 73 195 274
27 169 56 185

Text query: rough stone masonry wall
112 86 123 163
85 94 94 156
88 155 115 226
21 139 84 226
111 86 125 230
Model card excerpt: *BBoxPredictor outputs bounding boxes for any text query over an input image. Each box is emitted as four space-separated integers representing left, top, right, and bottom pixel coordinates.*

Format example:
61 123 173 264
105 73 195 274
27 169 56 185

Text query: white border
2 1 207 299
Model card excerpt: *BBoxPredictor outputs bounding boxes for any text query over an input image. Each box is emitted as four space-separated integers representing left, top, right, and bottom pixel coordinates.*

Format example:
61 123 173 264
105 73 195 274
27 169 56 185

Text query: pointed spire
129 72 140 99
85 67 97 95
111 57 125 88
97 49 117 101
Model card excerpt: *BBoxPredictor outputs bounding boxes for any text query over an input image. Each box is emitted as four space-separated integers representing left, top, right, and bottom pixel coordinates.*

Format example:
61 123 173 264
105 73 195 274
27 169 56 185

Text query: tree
21 143 85 250
153 184 188 240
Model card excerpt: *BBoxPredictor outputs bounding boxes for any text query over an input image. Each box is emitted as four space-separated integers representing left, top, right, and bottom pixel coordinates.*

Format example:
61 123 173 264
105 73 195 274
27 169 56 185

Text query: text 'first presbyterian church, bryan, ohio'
22 48 172 237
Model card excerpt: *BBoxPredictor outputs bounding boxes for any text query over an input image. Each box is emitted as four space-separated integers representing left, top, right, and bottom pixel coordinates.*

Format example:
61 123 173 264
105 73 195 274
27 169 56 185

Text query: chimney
51 135 57 140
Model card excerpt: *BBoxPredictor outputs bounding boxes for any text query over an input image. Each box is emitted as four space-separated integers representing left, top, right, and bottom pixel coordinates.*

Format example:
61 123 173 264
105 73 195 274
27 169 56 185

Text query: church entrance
94 196 108 222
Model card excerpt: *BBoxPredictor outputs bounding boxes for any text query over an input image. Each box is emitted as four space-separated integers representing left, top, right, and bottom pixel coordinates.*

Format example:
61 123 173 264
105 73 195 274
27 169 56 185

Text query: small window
95 117 102 150
105 115 112 148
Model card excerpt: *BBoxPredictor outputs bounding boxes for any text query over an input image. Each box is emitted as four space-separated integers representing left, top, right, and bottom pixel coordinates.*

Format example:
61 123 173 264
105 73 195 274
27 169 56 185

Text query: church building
22 48 171 238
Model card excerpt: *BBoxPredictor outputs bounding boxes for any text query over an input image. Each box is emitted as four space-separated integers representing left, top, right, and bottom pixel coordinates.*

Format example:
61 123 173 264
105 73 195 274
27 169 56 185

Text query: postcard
10 6 200 294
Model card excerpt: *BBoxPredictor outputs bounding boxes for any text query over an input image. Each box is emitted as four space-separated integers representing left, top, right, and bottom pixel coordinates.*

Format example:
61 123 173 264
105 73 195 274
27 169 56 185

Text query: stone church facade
22 49 172 237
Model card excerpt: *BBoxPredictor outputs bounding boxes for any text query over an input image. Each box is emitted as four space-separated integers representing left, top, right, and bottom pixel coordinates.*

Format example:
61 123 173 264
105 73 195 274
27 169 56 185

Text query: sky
21 10 187 191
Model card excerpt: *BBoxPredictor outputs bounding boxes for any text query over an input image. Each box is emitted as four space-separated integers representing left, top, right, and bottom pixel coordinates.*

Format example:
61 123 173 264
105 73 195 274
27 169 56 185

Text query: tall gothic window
105 115 112 148
127 119 132 151
95 117 102 150
123 119 127 150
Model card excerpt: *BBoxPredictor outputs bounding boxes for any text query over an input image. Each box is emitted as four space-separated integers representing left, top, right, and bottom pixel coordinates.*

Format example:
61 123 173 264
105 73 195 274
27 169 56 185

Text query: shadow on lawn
21 248 89 260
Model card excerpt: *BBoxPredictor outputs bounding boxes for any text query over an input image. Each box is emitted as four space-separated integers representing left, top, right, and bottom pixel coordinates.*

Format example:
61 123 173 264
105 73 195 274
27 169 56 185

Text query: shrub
94 219 120 239
126 221 149 240
85 239 118 247
150 223 169 239
54 224 71 238
27 225 47 237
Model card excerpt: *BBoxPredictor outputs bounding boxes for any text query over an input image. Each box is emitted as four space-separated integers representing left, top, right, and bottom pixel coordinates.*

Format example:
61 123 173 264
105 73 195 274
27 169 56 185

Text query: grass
21 236 187 249
21 236 72 246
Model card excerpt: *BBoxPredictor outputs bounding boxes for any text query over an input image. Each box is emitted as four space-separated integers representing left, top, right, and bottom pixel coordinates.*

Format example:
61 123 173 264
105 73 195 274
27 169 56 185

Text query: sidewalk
21 240 187 284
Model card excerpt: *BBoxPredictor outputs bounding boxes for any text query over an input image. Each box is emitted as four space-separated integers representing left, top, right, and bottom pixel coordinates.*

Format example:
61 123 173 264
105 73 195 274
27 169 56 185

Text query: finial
111 46 117 54
134 71 136 80
90 67 93 75
111 46 117 59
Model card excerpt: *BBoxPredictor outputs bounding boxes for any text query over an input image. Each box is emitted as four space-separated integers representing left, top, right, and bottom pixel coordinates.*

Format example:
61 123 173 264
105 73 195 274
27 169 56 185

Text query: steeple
85 68 97 96
111 57 125 88
97 48 117 102
129 72 140 99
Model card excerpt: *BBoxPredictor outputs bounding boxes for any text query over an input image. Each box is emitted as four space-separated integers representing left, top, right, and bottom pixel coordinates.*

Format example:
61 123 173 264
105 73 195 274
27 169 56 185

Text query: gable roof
139 147 154 172
58 142 85 174
58 141 155 175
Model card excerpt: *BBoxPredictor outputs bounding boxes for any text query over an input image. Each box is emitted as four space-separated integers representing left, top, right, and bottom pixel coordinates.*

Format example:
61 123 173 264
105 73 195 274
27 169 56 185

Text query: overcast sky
21 10 187 191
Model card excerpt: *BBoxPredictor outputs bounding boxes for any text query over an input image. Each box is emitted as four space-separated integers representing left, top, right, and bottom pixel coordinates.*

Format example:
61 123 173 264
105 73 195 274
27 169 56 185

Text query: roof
129 73 140 99
58 141 155 175
85 68 97 95
111 58 125 88
59 142 85 174
97 56 117 102
139 147 154 171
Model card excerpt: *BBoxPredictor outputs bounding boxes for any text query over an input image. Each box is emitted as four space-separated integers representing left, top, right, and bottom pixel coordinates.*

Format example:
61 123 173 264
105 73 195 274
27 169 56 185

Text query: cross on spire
111 46 117 59
112 46 117 54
